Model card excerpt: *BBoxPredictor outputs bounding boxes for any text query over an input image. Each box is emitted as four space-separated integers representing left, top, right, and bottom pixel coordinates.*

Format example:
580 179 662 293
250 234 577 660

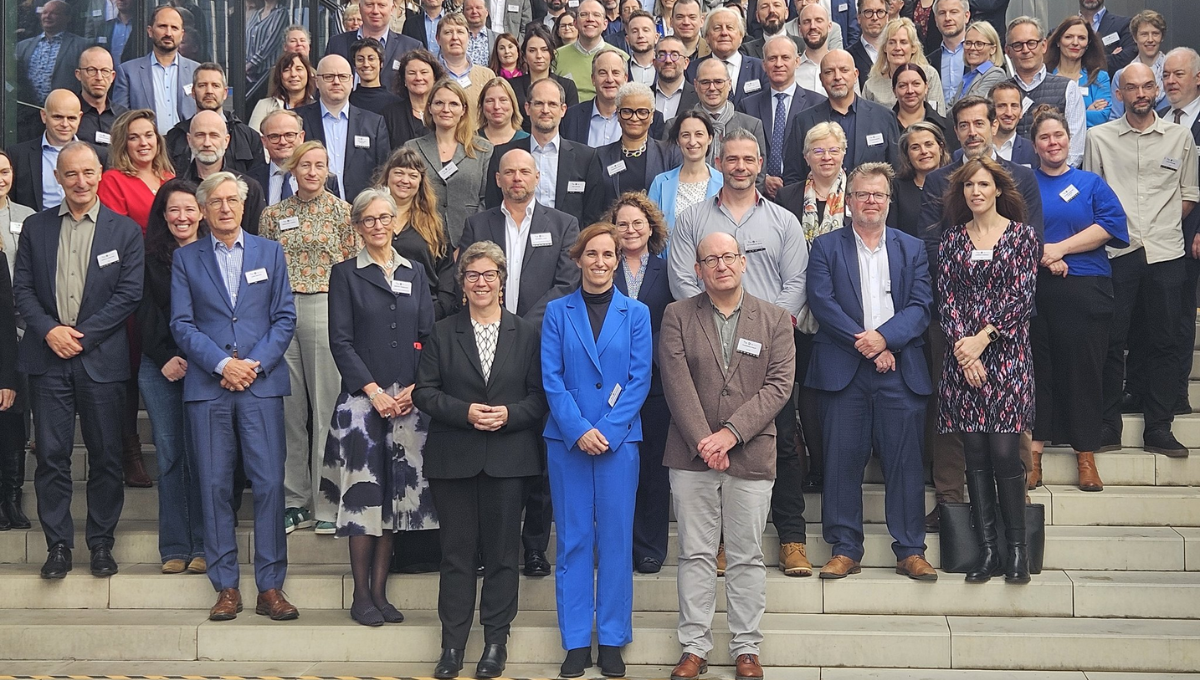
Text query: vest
1014 74 1071 139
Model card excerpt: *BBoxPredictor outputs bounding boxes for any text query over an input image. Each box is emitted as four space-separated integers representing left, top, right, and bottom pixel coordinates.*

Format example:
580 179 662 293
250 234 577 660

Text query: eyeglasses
807 147 844 157
616 219 648 231
618 107 652 120
655 50 684 62
698 252 741 268
78 67 114 78
318 73 354 83
464 269 500 283
1008 39 1042 53
697 78 728 88
264 131 301 144
963 40 993 49
357 214 394 228
859 8 887 18
851 191 890 203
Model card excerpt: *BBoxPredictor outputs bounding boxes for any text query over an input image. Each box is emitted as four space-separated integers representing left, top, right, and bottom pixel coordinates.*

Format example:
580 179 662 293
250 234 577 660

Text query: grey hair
719 128 760 157
1006 15 1043 41
456 240 509 291
1166 47 1200 76
703 6 745 37
615 81 653 108
284 24 311 41
932 0 968 13
57 140 101 169
196 172 249 205
350 187 398 224
762 33 798 57
193 62 227 88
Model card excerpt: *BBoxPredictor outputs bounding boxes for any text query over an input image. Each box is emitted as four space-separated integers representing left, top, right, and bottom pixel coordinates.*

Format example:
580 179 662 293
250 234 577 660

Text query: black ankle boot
597 645 626 677
434 648 464 679
964 470 1003 583
560 647 592 678
996 472 1030 583
0 414 29 530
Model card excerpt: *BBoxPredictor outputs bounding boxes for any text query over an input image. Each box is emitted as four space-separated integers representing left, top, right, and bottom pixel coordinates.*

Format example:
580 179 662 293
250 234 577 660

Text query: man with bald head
8 89 86 211
12 141 144 579
295 54 391 202
1084 61 1200 457
165 62 265 176
791 3 836 95
75 47 127 154
178 111 268 234
782 49 900 184
112 5 200 134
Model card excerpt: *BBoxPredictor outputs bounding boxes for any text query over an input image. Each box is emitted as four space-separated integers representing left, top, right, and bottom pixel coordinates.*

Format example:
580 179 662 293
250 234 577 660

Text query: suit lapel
694 296 726 378
352 258 394 294
487 312 518 389
555 143 573 207
595 290 628 357
639 255 663 299
840 228 864 318
723 297 757 382
886 228 904 311
454 310 487 382
39 213 62 304
77 210 110 316
197 237 233 312
565 291 602 372
30 146 44 211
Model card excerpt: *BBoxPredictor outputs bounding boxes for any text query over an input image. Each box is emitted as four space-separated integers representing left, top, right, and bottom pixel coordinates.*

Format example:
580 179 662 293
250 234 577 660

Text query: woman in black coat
413 239 549 680
0 251 18 531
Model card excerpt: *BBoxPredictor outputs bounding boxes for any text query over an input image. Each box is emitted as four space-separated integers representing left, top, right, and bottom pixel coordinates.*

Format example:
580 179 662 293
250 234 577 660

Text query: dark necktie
281 173 294 200
768 93 787 178
1174 109 1186 125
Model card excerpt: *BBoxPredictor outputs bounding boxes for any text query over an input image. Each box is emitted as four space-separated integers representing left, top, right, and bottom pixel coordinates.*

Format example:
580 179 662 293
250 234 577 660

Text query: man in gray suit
112 5 200 134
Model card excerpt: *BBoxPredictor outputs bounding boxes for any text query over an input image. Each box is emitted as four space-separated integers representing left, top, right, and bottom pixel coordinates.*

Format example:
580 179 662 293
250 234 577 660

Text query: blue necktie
281 173 294 200
768 93 787 178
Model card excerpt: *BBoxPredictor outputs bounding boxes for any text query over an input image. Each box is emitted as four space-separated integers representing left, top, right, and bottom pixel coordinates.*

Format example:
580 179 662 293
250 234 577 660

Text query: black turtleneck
583 285 613 340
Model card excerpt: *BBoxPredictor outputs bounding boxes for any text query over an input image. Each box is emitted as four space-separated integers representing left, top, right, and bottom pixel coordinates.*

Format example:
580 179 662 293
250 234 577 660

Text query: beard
192 149 224 164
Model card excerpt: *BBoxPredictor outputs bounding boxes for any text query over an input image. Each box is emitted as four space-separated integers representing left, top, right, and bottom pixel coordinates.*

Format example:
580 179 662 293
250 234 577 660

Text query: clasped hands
221 358 260 391
371 384 414 419
1040 243 1069 277
46 325 83 359
467 402 509 431
953 332 991 389
854 329 895 373
697 427 737 470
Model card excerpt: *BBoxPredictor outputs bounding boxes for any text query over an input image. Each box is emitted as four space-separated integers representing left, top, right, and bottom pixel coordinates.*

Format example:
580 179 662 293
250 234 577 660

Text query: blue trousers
817 361 927 562
188 391 288 593
546 438 638 649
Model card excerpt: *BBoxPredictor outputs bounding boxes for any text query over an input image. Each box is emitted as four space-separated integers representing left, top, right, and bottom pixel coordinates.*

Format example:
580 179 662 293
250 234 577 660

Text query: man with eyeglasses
327 0 421 91
658 231 796 680
165 62 266 177
75 47 127 156
250 110 341 207
684 7 767 107
553 0 628 102
296 54 391 203
848 0 887 88
1084 62 1199 458
1006 16 1086 167
667 59 767 182
112 6 199 135
177 111 268 235
652 36 700 120
669 129 812 580
804 161 936 581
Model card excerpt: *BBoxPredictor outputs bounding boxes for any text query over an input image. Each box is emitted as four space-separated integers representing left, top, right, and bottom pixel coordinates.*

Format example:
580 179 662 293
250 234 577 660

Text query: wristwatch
368 387 386 402
985 326 999 343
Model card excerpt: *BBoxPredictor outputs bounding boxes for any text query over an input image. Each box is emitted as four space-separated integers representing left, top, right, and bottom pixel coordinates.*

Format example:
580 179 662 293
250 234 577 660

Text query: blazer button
231 316 237 322
389 304 396 311
391 341 398 348
596 382 602 389
390 322 397 329
224 344 231 350
722 389 730 396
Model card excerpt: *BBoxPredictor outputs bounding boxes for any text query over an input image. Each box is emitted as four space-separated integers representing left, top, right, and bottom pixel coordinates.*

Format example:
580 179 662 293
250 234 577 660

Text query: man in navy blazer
1080 0 1136 75
805 163 936 580
169 172 299 622
12 142 144 579
112 6 200 135
324 0 422 91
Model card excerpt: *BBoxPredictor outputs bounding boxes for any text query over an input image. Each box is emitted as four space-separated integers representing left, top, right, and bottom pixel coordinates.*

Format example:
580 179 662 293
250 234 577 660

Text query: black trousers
520 438 553 553
632 393 671 564
795 332 824 479
1104 252 1185 434
771 329 806 545
430 473 527 649
1177 257 1200 406
29 357 125 551
1032 273 1113 451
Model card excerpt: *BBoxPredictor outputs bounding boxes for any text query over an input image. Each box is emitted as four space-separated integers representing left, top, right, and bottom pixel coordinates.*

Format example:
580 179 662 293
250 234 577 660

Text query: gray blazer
406 134 494 248
957 64 1010 103
112 53 200 125
496 0 532 38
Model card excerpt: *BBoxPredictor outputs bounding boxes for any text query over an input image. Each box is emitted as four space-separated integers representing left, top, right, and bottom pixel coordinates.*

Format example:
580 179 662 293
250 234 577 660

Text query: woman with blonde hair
864 17 945 113
956 21 1008 103
477 78 529 146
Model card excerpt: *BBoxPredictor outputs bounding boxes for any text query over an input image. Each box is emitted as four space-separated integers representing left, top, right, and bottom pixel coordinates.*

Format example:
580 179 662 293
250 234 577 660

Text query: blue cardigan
647 165 724 234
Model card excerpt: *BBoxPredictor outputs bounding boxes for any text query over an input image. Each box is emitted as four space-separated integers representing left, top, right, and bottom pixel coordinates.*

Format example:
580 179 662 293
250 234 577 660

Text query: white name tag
1102 32 1120 47
245 268 269 283
456 75 473 88
97 36 107 44
508 3 519 10
743 79 761 93
393 59 401 71
391 279 412 295
970 249 994 262
92 9 102 16
607 383 622 407
884 279 892 293
279 216 300 231
354 135 371 149
531 232 553 247
1059 184 1079 202
744 238 765 252
568 0 579 6
94 131 111 145
97 250 120 267
607 160 626 175
567 180 586 192
183 83 193 96
1021 96 1034 115
837 3 848 11
736 337 762 357
866 133 884 147
1163 156 1181 171
438 161 459 180
9 221 21 235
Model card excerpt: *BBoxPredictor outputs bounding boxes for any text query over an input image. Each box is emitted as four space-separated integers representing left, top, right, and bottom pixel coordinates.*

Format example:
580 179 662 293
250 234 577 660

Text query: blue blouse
1035 167 1129 278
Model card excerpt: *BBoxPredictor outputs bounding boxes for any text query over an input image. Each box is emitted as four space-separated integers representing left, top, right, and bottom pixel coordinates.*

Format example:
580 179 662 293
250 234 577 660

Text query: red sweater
98 169 174 233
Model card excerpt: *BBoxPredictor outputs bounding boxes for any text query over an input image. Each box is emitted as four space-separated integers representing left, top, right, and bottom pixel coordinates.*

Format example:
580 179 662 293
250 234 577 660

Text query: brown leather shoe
819 555 861 579
161 559 186 574
256 588 299 620
896 554 938 581
1028 448 1043 489
1077 452 1104 492
778 542 812 577
122 434 153 488
715 543 726 577
734 654 763 680
187 557 207 574
209 588 242 621
670 653 707 680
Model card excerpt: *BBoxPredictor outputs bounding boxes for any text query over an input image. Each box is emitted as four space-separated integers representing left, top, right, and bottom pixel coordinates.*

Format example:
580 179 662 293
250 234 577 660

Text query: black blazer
782 97 901 185
738 84 827 174
327 255 434 394
968 1 1010 41
0 252 15 392
138 253 182 370
12 204 144 382
595 138 682 210
484 135 605 227
413 309 548 480
458 203 581 328
381 98 430 149
614 253 671 397
773 180 805 223
15 31 87 103
1096 10 1137 75
1173 112 1200 250
178 163 267 235
560 102 666 145
848 38 875 89
295 101 392 203
166 111 265 177
323 29 423 91
511 73 580 130
7 139 48 212
685 55 768 106
887 176 927 238
401 9 438 50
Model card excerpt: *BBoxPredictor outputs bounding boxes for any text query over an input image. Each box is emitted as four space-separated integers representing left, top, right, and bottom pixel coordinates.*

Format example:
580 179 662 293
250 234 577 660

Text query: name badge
97 250 120 268
1163 156 1181 171
456 74 473 88
837 2 848 11
508 3 519 10
97 36 107 44
245 268 269 283
279 216 300 231
1059 184 1079 202
568 0 579 6
567 180 586 192
607 383 622 407
607 160 626 176
736 338 762 357
92 8 102 16
1021 96 1034 115
1102 32 1120 47
9 221 21 235
438 161 459 180
743 79 762 93
354 135 371 149
531 232 553 247
393 59 401 71
866 133 884 147
183 83 193 96
392 279 412 295
744 238 765 253
884 279 892 293
970 249 994 262
94 131 111 145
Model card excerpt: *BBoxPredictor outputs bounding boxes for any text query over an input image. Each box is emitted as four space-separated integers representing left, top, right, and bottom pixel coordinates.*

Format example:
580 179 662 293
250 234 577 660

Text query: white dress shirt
796 52 826 97
1169 95 1200 131
630 57 656 86
656 82 686 119
531 134 560 209
854 227 894 332
503 200 535 313
718 51 743 94
267 161 298 205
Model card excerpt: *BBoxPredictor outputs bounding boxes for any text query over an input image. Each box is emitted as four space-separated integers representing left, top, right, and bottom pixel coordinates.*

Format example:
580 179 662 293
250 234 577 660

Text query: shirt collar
320 100 349 120
941 41 964 56
1176 95 1200 121
357 28 388 45
501 200 536 225
41 133 69 152
972 59 994 75
1016 65 1049 90
852 226 887 253
1116 112 1166 136
831 97 858 115
57 199 100 222
150 51 179 68
38 32 63 43
532 134 561 153
708 289 744 318
211 230 245 251
356 246 411 269
591 101 615 119
771 82 797 98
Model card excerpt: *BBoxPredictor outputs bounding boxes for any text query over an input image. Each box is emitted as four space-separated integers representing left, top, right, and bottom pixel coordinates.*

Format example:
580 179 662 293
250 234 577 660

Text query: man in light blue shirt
314 55 353 199
588 50 627 146
38 90 83 210
933 0 968 105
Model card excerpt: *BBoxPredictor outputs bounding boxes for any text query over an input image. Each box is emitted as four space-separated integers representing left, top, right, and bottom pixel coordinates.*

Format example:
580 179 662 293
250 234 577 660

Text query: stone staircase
3 352 1200 677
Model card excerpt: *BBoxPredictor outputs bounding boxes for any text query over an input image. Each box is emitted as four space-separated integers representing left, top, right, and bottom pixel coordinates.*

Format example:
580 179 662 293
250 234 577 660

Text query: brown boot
778 542 813 577
1027 448 1042 490
122 434 152 488
1076 452 1104 492
716 542 726 577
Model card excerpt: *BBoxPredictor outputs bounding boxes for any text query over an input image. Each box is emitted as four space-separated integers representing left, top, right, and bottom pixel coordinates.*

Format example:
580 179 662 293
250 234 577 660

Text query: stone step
1045 485 1200 526
1120 413 1200 448
22 481 258 523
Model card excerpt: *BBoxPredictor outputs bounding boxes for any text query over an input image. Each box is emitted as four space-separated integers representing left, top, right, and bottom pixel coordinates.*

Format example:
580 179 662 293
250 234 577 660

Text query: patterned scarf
800 170 848 243
703 102 738 164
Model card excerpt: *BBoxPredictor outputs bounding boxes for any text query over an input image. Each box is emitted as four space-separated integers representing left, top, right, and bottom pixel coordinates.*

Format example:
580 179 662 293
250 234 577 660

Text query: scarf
703 102 738 164
800 170 848 243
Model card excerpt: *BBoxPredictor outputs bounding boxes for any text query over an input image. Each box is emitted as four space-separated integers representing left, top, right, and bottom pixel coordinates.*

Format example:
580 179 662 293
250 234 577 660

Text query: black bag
937 502 1045 574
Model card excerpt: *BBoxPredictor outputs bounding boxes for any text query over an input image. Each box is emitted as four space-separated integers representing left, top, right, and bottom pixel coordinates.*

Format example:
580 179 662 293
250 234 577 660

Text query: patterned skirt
321 383 440 537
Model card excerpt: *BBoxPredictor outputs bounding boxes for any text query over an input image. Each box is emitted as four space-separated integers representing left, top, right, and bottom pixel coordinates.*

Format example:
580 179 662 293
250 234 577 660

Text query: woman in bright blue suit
648 111 722 236
1046 16 1115 128
541 222 653 679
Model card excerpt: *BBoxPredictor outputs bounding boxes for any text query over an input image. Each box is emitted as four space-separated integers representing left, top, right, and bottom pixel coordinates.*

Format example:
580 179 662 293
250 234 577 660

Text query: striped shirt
212 231 245 307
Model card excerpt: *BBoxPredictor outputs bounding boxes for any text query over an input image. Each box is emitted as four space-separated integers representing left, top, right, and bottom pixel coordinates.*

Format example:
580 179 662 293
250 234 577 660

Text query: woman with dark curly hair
382 49 447 148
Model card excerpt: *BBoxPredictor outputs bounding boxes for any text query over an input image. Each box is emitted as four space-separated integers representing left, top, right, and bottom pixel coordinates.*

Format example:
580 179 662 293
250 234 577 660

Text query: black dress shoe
1175 400 1194 416
524 549 551 577
1121 392 1144 414
1144 430 1189 458
924 505 940 533
597 644 626 677
434 648 465 679
90 545 118 577
475 643 507 679
560 647 592 678
801 473 823 492
1097 426 1122 453
636 557 662 573
40 544 71 579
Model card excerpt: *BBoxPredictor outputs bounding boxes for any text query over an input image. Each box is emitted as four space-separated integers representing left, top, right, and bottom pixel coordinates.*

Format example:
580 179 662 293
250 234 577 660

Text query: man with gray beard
178 110 267 234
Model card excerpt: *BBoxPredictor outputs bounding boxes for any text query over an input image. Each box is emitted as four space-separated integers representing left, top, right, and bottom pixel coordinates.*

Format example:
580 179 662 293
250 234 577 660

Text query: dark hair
1044 15 1107 87
350 37 385 62
896 120 950 180
987 80 1021 101
625 9 655 30
552 9 579 49
267 52 317 106
891 61 927 90
194 61 226 87
569 222 621 261
145 179 208 264
605 192 669 256
1030 103 1070 141
951 94 996 125
391 48 447 97
669 109 715 144
944 156 1027 227
489 33 521 74
520 25 559 73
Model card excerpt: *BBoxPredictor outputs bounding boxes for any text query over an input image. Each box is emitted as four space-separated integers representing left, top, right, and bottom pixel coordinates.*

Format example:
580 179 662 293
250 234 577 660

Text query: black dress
350 85 404 116
392 225 457 320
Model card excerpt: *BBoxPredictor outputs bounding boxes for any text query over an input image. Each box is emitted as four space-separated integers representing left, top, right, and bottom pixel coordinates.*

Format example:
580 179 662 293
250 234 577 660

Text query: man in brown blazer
658 232 796 680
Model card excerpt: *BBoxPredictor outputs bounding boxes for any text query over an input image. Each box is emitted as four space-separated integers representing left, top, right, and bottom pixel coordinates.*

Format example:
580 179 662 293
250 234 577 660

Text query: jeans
139 355 204 562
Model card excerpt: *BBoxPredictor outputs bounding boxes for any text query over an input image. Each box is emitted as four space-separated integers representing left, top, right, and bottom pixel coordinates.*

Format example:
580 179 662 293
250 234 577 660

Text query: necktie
281 173 294 200
1174 109 1186 125
768 93 787 178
